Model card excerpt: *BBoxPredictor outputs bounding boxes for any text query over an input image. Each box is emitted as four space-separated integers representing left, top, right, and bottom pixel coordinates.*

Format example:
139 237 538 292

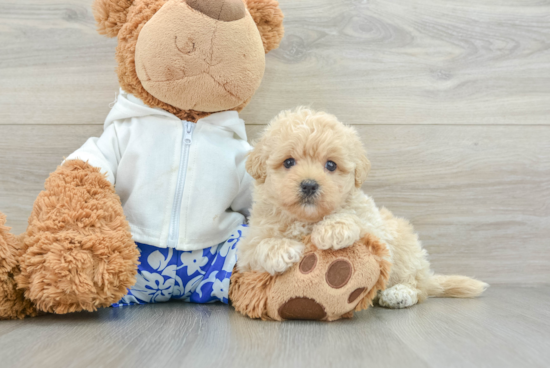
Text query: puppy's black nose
300 180 319 197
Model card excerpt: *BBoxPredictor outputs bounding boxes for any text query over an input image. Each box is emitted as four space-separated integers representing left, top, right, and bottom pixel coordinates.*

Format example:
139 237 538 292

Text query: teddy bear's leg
0 212 38 319
15 160 139 314
229 268 275 320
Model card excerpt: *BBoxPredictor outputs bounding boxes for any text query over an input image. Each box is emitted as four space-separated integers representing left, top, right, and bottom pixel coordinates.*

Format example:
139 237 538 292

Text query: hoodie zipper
167 121 195 248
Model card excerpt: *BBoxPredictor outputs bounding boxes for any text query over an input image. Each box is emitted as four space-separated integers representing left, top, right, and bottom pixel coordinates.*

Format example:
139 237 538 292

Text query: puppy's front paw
311 219 361 250
257 238 305 275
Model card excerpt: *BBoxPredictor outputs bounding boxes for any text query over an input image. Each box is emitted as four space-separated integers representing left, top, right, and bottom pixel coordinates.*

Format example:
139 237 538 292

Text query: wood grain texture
1 0 549 125
0 286 548 368
1 124 548 285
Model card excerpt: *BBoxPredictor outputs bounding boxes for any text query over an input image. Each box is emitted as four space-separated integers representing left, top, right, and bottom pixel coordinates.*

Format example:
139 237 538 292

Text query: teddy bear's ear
246 138 268 183
354 152 371 188
245 0 284 53
93 0 134 38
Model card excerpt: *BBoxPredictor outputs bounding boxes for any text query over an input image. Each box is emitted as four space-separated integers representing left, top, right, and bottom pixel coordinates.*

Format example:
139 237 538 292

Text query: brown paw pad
325 259 352 289
299 253 317 274
278 297 327 320
348 287 366 303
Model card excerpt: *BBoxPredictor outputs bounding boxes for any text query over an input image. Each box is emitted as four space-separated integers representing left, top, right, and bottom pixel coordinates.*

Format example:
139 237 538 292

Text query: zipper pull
184 122 194 145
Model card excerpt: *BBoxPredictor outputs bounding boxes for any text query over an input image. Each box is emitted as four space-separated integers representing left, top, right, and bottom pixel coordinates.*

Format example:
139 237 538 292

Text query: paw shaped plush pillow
230 234 391 321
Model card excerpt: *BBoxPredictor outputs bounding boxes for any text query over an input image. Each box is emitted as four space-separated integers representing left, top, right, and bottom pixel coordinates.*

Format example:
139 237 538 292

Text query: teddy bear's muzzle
134 0 265 112
187 0 246 22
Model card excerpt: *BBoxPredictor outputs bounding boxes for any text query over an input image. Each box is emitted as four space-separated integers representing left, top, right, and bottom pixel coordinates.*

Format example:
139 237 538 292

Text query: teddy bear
0 0 285 320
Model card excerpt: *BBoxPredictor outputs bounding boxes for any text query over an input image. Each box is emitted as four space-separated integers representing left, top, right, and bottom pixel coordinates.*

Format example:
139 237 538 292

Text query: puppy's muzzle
300 180 319 199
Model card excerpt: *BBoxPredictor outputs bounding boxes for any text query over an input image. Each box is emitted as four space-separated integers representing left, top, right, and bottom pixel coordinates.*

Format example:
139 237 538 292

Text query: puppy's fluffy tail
426 274 488 298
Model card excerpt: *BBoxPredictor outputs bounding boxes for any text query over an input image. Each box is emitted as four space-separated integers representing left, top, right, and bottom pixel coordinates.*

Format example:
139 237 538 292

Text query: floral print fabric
113 224 247 307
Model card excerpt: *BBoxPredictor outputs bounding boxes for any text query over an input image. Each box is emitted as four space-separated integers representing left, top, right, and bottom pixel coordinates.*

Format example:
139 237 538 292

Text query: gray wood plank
0 286 547 368
1 0 549 126
0 124 549 285
378 287 550 368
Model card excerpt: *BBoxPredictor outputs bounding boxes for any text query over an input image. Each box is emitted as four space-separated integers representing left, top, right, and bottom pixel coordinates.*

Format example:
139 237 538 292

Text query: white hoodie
66 89 253 251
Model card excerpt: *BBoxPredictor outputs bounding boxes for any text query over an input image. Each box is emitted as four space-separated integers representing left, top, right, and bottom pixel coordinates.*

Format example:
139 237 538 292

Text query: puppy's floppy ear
93 0 134 38
355 152 371 188
245 0 284 53
246 138 268 183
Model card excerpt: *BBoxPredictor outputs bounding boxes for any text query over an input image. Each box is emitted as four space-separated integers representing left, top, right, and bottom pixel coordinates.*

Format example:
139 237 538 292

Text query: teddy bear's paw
278 297 327 320
20 229 138 314
0 212 38 320
18 161 139 314
311 220 361 251
274 254 367 321
378 284 419 309
258 238 305 275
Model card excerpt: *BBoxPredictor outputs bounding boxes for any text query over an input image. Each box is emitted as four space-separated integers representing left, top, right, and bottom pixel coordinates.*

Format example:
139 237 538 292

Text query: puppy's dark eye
283 158 296 169
325 160 337 172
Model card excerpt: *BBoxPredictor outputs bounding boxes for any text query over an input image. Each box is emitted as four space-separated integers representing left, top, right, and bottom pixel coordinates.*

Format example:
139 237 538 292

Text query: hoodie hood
104 89 248 141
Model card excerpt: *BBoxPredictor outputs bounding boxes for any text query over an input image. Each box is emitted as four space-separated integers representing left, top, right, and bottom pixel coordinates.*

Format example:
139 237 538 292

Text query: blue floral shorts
113 224 248 307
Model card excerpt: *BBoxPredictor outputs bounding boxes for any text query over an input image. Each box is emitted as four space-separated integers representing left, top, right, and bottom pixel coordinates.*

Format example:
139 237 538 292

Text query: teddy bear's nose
187 0 246 22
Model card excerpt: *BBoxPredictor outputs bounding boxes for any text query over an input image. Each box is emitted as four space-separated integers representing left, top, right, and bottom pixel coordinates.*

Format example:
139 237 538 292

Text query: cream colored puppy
238 108 487 309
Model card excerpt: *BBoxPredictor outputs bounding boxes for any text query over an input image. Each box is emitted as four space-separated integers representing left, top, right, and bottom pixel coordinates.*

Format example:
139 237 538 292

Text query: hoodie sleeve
64 123 122 184
230 141 254 217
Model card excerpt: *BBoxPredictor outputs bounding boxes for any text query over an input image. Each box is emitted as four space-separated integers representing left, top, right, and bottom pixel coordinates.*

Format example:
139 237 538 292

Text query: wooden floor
0 286 548 368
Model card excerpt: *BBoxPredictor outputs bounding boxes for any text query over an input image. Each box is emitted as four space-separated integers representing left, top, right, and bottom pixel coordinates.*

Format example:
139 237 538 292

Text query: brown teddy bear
0 0 285 319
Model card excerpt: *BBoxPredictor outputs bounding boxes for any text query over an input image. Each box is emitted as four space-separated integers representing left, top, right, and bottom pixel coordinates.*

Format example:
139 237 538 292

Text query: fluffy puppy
238 107 488 308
